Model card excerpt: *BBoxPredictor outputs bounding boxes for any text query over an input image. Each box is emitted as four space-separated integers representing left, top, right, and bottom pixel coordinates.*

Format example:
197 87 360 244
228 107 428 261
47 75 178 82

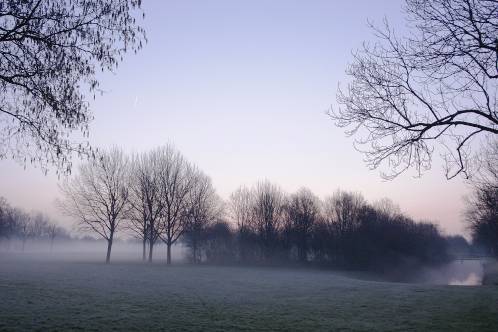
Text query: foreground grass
0 257 497 331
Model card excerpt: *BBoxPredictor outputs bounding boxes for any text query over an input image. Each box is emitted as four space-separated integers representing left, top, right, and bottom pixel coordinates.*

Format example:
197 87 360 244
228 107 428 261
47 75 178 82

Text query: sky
0 0 471 236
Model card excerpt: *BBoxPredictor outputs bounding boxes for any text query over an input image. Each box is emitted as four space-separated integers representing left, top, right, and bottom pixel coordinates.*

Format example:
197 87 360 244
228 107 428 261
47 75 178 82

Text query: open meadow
1 255 497 331
2 0 498 331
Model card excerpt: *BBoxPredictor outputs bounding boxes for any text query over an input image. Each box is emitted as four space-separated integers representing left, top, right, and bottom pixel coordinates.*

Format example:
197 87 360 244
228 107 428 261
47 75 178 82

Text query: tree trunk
298 246 306 263
167 242 172 265
148 240 154 263
239 231 247 263
299 236 307 263
193 239 198 264
142 237 147 261
106 237 113 264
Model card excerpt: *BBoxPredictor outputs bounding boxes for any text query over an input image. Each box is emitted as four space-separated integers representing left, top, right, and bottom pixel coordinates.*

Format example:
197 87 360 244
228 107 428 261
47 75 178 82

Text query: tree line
0 198 69 251
203 186 449 270
56 145 456 270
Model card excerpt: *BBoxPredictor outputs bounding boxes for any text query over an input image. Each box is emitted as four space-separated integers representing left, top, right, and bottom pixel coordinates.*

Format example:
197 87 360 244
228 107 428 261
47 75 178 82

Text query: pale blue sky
0 0 470 235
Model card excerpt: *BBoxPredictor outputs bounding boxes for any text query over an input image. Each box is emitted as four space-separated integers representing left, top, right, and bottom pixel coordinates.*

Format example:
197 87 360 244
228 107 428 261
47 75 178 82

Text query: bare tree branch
0 0 145 174
331 0 498 179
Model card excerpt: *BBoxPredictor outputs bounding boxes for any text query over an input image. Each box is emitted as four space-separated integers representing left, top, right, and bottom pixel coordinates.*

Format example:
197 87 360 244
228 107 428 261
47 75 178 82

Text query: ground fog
0 254 497 331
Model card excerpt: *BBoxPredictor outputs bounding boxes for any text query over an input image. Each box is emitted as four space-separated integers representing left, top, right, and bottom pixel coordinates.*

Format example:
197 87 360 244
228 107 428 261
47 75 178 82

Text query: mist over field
1 0 498 331
0 237 489 286
1 211 497 331
1 249 497 331
0 239 187 263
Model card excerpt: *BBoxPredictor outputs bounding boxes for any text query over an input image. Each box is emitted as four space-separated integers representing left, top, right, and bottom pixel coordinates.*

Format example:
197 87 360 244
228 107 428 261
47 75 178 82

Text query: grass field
1 256 497 331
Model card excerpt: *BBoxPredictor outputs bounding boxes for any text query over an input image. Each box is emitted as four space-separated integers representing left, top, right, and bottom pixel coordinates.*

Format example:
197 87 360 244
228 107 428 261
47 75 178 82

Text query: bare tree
157 146 196 265
0 1 145 173
203 219 236 264
331 0 498 179
287 188 320 262
0 199 33 250
373 198 402 220
0 197 15 241
184 170 222 264
229 186 254 232
47 223 59 252
465 140 498 257
323 191 366 235
16 210 32 251
471 139 498 190
322 191 366 263
252 181 285 261
58 148 129 263
31 213 50 238
127 150 164 262
229 186 255 262
32 214 66 251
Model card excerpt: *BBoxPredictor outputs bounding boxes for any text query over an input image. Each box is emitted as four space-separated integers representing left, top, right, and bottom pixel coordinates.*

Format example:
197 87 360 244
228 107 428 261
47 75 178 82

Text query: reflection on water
414 260 484 286
449 271 482 286
447 260 484 286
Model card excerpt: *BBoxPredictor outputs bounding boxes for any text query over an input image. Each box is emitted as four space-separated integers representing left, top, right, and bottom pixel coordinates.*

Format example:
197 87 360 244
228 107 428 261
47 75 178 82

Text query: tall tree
0 0 145 173
157 146 195 265
16 210 32 251
184 171 221 264
324 191 365 235
287 188 320 262
323 191 366 263
253 181 285 261
58 148 129 263
128 150 164 262
465 141 498 257
46 222 68 252
229 186 255 262
331 0 498 179
0 197 15 240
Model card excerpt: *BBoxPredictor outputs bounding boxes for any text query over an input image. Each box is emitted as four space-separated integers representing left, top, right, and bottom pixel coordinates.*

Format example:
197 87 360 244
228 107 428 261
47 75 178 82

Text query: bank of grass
0 257 497 331
483 260 498 286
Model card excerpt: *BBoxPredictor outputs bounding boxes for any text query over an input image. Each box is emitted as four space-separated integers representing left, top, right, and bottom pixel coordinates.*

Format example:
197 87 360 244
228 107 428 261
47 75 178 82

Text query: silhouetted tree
204 220 236 264
157 146 196 265
309 220 331 263
445 235 471 258
1 198 68 251
58 148 129 263
128 150 164 262
229 186 256 262
0 198 16 240
322 191 366 265
373 198 402 220
465 142 498 257
286 188 320 262
0 0 145 173
252 181 285 261
331 0 498 179
183 171 222 264
355 208 448 270
324 191 365 234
